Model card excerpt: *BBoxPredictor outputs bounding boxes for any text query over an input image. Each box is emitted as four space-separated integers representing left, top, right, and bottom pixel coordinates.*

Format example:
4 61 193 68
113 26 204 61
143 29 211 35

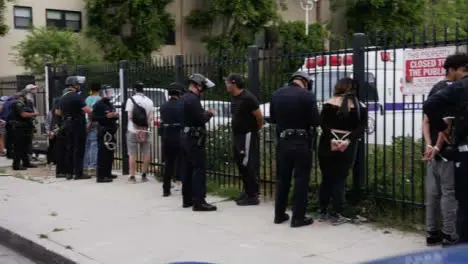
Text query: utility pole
300 0 318 36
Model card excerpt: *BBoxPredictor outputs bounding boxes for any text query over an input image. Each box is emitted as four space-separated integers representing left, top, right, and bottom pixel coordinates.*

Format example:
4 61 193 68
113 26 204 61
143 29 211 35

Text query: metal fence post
175 55 184 84
248 46 260 98
44 63 51 112
352 33 367 198
76 64 85 76
248 45 261 184
120 60 130 175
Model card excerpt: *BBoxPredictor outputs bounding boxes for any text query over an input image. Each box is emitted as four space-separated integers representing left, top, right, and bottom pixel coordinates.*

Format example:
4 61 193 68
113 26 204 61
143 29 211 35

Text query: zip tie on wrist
427 145 433 149
434 146 440 152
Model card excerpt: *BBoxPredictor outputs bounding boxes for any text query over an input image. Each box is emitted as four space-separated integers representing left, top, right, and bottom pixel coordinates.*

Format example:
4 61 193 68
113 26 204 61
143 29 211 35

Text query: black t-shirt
60 91 86 121
231 90 260 134
427 80 453 160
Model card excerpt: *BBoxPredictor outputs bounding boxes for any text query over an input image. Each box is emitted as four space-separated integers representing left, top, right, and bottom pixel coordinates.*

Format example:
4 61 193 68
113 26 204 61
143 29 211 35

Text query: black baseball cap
224 74 245 89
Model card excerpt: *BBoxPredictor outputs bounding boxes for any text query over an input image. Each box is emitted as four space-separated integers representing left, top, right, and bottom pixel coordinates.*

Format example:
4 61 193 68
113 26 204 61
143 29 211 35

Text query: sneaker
441 233 458 247
172 181 182 192
331 214 349 226
128 176 137 184
426 231 443 246
141 173 148 183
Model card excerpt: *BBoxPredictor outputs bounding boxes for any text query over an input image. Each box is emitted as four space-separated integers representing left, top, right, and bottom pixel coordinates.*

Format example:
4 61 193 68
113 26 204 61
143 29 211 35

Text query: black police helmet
188 73 215 91
290 71 313 90
168 82 184 96
65 76 86 87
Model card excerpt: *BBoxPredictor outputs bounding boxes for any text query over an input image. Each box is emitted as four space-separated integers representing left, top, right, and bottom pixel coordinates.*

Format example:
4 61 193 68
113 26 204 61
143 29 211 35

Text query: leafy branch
85 0 175 61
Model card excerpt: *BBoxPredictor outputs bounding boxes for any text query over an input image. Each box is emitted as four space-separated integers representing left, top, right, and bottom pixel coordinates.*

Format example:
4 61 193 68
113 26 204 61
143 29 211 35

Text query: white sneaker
172 181 182 192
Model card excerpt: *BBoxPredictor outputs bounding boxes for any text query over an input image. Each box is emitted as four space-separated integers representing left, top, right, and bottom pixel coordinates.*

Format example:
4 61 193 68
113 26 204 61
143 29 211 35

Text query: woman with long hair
318 77 368 225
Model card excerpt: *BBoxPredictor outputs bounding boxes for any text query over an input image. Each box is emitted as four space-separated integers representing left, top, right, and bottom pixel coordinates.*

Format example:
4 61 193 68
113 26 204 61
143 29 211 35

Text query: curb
0 225 77 264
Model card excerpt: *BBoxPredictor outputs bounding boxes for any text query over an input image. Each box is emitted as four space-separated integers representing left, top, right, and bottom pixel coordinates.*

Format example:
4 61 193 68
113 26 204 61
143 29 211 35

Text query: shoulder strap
130 96 144 109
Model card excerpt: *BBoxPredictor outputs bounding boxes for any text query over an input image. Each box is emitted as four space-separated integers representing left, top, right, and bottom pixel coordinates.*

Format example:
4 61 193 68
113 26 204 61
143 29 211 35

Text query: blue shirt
85 95 100 123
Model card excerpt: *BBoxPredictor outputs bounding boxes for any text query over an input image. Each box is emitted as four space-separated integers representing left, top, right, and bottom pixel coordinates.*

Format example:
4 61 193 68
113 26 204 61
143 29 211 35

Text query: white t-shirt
125 93 154 133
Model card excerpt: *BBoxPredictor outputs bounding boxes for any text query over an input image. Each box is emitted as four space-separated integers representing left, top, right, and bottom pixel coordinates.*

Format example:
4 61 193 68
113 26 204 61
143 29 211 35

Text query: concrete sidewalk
0 172 427 264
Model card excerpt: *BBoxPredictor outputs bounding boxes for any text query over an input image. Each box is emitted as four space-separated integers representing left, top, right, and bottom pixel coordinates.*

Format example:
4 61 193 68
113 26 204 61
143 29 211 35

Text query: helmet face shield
102 87 116 99
204 78 215 89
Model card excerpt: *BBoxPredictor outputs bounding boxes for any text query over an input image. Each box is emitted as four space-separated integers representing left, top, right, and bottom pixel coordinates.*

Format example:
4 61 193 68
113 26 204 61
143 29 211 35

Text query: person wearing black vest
59 76 92 180
270 71 320 228
92 85 119 183
9 93 37 170
423 53 468 245
160 82 184 196
180 73 217 212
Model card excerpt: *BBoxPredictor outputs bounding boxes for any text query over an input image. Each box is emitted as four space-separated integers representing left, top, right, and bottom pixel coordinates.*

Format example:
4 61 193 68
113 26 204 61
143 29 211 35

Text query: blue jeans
83 128 98 170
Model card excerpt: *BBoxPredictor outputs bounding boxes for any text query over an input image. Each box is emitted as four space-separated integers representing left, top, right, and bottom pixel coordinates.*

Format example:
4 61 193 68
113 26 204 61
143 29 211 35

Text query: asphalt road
0 244 36 264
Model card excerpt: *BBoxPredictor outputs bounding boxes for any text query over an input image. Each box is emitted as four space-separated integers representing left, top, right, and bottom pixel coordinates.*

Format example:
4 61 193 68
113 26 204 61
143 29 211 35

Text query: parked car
201 100 231 130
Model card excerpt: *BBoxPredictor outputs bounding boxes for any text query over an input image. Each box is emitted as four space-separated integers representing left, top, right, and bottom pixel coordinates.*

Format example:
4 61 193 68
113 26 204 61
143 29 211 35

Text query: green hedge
205 124 426 206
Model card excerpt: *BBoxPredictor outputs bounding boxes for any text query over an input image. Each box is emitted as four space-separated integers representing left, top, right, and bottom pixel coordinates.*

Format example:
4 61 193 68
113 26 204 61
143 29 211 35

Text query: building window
13 6 33 29
165 28 176 45
46 9 82 32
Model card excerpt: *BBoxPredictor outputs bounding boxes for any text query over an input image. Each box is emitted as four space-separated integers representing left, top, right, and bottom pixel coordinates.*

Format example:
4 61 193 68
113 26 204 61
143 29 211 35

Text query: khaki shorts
126 132 150 156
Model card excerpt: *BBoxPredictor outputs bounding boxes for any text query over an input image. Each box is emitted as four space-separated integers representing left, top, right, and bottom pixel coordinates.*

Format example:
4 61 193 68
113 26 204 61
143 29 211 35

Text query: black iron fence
31 25 468 217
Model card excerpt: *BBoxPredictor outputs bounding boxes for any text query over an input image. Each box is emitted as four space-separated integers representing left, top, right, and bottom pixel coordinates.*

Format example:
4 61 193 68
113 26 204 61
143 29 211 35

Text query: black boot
74 175 92 180
236 196 260 206
193 202 217 212
274 213 290 224
426 230 443 246
291 217 314 228
12 165 26 171
96 177 113 183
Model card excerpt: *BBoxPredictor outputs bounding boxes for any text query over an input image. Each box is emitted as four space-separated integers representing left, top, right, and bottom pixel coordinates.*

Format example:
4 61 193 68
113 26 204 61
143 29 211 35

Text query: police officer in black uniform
270 71 320 228
10 93 38 170
59 76 92 180
54 91 70 178
180 73 217 211
92 85 119 183
160 82 184 197
423 54 468 244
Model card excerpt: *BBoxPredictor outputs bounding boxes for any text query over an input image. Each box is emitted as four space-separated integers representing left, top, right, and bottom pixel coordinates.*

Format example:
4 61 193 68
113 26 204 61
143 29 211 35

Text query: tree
85 0 175 61
329 0 468 45
259 21 327 101
330 0 427 45
185 0 284 56
424 0 468 40
12 27 103 75
0 0 12 36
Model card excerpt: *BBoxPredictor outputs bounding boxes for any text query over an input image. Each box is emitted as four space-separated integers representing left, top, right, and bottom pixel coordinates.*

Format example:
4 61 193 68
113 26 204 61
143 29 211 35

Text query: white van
298 48 425 146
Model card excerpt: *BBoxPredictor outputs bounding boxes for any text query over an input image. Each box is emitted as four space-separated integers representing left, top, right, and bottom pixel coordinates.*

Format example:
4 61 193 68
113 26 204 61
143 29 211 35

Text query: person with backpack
125 81 154 183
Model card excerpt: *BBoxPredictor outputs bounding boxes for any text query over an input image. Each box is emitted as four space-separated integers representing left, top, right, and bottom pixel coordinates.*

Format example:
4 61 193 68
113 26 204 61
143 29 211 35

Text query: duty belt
184 126 205 138
280 129 308 139
162 123 181 127
458 141 468 152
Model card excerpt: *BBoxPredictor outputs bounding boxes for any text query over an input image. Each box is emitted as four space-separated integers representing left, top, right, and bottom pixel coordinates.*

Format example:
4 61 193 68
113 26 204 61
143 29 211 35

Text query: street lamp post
300 0 318 36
